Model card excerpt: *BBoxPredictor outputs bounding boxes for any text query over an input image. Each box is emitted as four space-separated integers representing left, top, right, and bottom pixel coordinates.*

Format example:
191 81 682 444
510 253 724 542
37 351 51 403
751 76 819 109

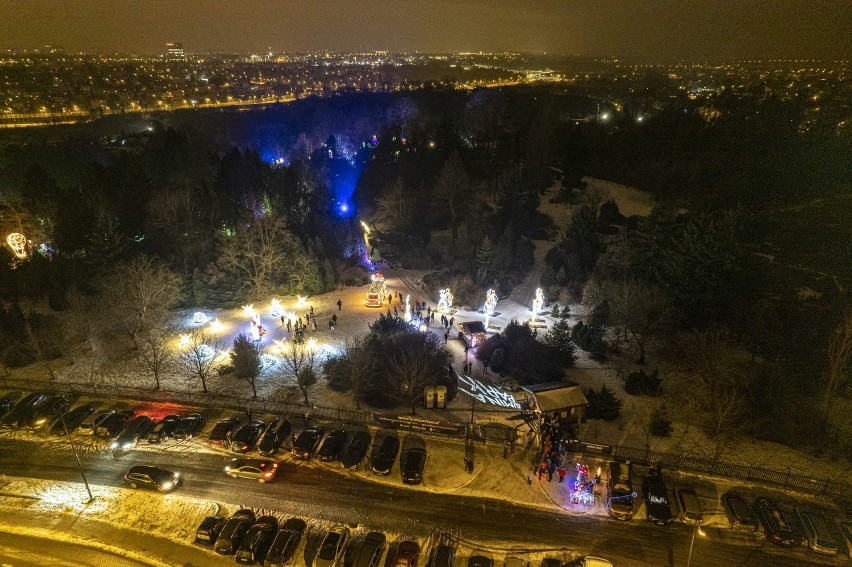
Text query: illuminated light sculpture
295 296 308 309
437 289 454 312
192 312 208 325
208 319 224 333
484 289 498 331
419 324 427 333
365 273 387 307
273 339 288 354
404 295 412 323
249 314 265 342
270 299 283 317
178 334 192 349
198 344 215 359
531 288 544 324
241 304 256 318
6 233 27 259
306 337 318 352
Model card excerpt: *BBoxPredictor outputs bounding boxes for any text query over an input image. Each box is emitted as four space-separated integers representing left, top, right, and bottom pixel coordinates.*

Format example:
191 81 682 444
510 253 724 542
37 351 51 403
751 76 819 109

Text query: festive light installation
295 296 308 308
404 295 412 323
437 289 454 312
531 288 544 324
241 304 256 318
273 339 288 354
484 289 498 317
270 299 283 317
249 315 264 341
6 233 27 259
192 312 208 325
306 337 318 352
209 319 224 333
365 273 387 307
178 334 192 348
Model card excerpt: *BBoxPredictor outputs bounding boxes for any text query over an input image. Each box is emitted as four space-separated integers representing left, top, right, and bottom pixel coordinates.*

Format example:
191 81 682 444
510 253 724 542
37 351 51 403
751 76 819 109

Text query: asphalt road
0 435 838 567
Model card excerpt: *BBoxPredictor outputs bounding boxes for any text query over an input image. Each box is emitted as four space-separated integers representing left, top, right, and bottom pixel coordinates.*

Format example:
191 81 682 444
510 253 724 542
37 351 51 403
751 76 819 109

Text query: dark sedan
231 420 266 453
753 497 802 547
1 392 50 428
195 515 226 545
265 518 307 567
208 415 244 448
236 515 278 564
147 414 181 443
124 465 180 492
370 435 399 476
50 403 96 436
291 427 325 459
214 509 256 555
402 447 427 485
340 430 371 469
173 412 204 440
643 469 672 525
258 417 291 457
94 409 135 438
27 395 72 431
390 540 420 567
317 429 347 462
112 415 155 450
0 392 21 420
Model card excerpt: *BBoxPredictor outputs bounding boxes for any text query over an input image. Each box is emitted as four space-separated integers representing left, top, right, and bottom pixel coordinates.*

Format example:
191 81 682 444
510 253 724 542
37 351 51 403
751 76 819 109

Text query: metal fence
605 444 851 501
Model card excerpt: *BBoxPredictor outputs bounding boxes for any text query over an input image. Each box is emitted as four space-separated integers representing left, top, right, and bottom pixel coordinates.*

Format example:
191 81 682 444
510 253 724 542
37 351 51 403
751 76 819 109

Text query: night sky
1 0 850 61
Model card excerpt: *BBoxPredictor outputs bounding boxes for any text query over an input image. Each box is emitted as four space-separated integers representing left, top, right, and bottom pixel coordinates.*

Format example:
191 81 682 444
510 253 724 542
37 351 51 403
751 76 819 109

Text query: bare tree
176 328 223 393
219 214 296 297
820 308 852 416
388 97 418 139
606 279 673 364
63 286 95 355
341 337 378 410
139 326 176 390
388 342 433 415
435 153 470 247
101 256 183 348
373 178 415 233
275 340 320 406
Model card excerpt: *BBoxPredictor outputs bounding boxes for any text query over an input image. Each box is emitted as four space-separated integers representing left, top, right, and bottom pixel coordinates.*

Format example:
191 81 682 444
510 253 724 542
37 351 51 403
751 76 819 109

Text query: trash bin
424 386 435 409
435 386 447 409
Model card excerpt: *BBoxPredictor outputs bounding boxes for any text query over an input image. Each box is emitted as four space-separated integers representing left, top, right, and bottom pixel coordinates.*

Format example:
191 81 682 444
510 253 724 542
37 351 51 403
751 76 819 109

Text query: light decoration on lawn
419 324 427 333
178 334 192 348
531 288 544 323
241 304 256 318
208 318 224 333
295 296 308 308
270 298 283 317
259 353 278 370
192 312 208 325
306 337 318 352
457 374 521 409
437 289 453 312
570 463 598 506
197 344 215 360
273 339 288 354
404 294 412 323
6 233 27 259
249 314 265 341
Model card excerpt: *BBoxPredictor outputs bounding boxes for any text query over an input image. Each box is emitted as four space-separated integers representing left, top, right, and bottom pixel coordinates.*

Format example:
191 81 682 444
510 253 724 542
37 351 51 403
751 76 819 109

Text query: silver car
797 509 838 556
314 527 350 567
224 457 279 483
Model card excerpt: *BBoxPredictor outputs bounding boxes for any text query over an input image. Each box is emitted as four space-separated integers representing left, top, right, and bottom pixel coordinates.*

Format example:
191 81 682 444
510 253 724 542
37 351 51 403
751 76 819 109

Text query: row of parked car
194 510 614 567
207 414 428 484
638 467 851 558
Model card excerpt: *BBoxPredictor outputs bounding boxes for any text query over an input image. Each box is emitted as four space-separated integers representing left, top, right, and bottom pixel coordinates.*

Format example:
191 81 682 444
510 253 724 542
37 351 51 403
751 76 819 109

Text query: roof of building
459 321 486 334
521 381 588 412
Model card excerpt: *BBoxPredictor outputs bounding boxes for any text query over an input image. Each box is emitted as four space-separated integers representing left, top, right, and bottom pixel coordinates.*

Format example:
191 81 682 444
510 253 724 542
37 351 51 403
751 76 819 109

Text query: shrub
586 384 622 421
650 407 674 437
624 369 662 396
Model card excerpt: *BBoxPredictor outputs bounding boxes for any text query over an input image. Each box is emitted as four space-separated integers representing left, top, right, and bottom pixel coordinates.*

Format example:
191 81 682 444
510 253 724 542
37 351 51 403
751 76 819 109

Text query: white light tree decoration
531 288 544 324
404 294 412 323
483 288 498 330
437 289 454 312
270 298 283 317
192 312 208 325
6 233 27 259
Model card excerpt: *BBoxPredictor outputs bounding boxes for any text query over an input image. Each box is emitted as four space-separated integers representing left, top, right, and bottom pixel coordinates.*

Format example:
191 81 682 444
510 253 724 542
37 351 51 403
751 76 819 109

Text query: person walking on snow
337 299 342 311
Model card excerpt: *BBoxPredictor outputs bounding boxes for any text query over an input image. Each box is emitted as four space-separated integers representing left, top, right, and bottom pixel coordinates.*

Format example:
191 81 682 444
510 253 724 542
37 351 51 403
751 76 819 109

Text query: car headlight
111 441 119 449
224 466 231 472
123 442 132 449
161 481 173 490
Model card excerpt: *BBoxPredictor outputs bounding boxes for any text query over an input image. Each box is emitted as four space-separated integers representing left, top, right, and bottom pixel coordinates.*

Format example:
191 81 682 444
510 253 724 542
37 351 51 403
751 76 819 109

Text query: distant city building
166 43 185 59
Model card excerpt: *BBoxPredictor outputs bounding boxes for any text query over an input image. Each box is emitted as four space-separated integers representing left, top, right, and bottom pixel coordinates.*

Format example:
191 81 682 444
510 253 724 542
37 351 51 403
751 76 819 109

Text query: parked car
314 526 350 567
426 544 455 567
123 465 181 492
80 409 116 435
504 558 527 567
389 540 420 567
353 531 386 567
540 559 562 567
1 392 50 428
370 435 399 475
721 493 757 532
467 557 493 567
27 395 72 430
753 497 802 547
236 515 279 564
111 415 155 450
231 420 266 453
839 522 852 558
571 559 613 567
94 409 135 438
317 429 347 462
606 461 634 520
147 414 181 443
340 430 371 469
0 392 21 420
195 515 226 545
797 509 838 556
402 447 427 485
208 415 245 448
265 518 307 567
643 469 672 525
258 417 291 456
225 457 280 483
676 488 703 525
173 412 204 440
291 427 325 459
50 403 96 436
214 508 256 555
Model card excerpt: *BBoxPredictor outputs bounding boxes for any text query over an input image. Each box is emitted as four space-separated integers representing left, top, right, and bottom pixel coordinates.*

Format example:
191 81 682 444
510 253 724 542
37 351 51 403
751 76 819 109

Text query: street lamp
60 410 94 502
686 520 705 567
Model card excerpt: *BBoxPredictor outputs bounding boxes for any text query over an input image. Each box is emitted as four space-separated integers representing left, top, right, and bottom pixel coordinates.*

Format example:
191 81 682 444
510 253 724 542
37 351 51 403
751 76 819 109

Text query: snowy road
0 435 834 567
